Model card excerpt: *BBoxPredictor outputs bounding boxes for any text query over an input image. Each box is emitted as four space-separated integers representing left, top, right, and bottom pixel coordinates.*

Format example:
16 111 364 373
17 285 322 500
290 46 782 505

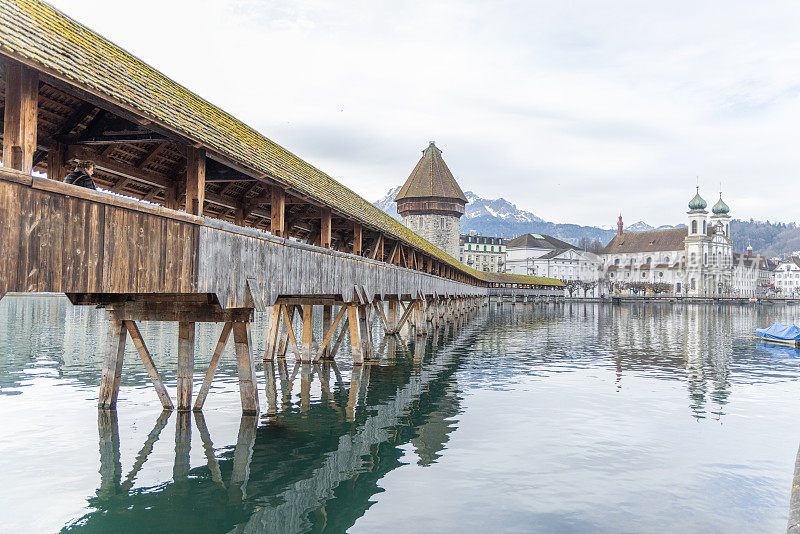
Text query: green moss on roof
0 0 562 289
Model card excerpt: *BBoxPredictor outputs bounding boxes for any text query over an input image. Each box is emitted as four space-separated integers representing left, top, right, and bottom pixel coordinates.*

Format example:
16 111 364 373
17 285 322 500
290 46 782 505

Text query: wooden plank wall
199 219 485 309
0 169 485 304
0 173 199 295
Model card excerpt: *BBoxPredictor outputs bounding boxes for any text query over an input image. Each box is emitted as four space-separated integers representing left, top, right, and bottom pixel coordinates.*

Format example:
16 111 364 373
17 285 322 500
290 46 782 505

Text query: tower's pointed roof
712 192 730 215
395 142 468 203
688 186 707 211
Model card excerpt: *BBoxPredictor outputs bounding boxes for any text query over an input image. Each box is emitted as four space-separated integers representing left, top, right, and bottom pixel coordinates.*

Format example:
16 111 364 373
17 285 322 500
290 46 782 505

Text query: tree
563 279 581 298
588 240 604 254
651 282 672 295
580 280 597 297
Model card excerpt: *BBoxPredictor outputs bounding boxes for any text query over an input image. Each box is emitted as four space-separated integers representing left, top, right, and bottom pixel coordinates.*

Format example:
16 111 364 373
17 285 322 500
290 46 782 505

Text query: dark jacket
64 169 97 190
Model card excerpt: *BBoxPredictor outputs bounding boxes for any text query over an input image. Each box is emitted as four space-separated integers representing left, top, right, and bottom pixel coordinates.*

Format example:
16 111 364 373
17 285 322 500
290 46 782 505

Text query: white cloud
48 0 800 227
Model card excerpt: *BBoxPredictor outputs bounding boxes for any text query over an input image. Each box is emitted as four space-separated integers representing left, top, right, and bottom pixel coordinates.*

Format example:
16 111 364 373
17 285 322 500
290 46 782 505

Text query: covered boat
755 323 800 347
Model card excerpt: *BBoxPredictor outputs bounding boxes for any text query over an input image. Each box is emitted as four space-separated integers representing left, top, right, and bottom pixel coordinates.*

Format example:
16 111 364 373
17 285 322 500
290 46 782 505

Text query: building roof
0 0 562 288
688 187 707 211
506 233 576 251
395 142 468 203
712 194 730 215
602 228 688 254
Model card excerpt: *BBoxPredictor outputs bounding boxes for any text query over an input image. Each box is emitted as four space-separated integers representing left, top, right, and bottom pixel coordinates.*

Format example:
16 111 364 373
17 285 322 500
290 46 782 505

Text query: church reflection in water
68 317 477 533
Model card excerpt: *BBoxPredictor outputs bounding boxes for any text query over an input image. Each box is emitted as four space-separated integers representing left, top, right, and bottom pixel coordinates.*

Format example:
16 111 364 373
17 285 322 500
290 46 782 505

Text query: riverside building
459 234 506 272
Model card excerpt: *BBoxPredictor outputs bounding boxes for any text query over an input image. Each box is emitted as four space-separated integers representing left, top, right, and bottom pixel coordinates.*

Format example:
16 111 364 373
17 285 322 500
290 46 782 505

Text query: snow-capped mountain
374 186 402 219
624 221 684 232
463 191 544 223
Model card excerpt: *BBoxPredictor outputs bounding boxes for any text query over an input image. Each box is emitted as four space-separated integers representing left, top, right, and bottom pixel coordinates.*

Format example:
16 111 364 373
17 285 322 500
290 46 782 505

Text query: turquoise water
1 296 799 533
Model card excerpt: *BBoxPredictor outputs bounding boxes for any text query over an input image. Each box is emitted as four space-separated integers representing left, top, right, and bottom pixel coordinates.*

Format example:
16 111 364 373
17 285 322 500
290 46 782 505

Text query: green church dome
712 194 729 215
688 187 707 211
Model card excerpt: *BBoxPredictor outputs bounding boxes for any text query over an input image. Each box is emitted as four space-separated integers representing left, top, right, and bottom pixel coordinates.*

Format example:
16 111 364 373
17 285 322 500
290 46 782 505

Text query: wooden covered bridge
0 0 563 413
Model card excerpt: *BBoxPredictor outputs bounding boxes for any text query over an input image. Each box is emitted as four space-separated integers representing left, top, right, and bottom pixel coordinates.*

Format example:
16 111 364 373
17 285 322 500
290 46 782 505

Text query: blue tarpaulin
756 323 800 341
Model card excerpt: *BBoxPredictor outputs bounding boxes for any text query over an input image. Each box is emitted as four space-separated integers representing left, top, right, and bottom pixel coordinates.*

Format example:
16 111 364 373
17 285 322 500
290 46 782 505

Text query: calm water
1 297 800 533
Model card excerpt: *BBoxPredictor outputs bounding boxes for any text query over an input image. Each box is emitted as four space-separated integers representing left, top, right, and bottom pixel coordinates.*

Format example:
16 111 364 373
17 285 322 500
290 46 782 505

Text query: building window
642 272 647 278
691 278 696 289
646 257 652 264
692 220 697 233
614 259 619 265
704 253 707 265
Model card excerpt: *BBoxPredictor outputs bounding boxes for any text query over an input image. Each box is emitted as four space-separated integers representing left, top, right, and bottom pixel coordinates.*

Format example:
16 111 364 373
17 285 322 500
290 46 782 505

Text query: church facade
601 188 737 296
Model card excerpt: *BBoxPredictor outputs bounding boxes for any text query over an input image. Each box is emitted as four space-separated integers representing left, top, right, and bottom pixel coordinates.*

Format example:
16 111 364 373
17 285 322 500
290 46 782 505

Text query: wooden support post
353 223 362 255
176 322 195 411
47 142 67 181
270 187 286 237
415 300 427 336
321 305 332 358
388 300 398 332
234 205 246 226
300 363 312 412
264 305 281 360
320 208 332 248
347 305 364 364
163 181 178 210
193 322 233 411
358 304 372 359
233 321 259 415
264 359 278 416
3 62 38 173
301 305 314 362
124 321 173 410
184 147 206 215
98 320 127 409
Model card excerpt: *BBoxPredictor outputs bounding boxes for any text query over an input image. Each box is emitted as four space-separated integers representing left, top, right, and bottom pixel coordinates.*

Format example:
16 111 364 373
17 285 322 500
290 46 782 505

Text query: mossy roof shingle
0 0 562 288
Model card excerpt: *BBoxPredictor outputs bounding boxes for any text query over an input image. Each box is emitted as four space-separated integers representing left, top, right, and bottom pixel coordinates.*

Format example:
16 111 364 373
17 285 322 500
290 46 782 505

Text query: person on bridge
63 160 97 190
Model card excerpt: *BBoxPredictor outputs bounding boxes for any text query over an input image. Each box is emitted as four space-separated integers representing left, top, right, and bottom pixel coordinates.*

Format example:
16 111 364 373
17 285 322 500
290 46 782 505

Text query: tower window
692 220 697 233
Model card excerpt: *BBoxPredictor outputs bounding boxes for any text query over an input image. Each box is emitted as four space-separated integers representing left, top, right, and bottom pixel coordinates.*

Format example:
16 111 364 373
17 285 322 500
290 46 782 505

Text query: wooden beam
370 234 383 260
3 62 39 172
185 147 205 215
66 145 169 188
320 208 332 248
136 141 167 169
124 320 173 410
280 304 302 359
353 223 362 255
271 187 286 237
315 306 347 361
193 322 233 411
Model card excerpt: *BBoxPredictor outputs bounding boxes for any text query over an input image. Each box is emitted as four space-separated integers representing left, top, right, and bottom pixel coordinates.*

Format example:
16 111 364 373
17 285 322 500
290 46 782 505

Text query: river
1 296 799 533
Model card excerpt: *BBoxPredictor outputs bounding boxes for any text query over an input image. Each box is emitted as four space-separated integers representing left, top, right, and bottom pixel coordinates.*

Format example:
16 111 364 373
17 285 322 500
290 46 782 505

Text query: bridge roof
0 0 560 288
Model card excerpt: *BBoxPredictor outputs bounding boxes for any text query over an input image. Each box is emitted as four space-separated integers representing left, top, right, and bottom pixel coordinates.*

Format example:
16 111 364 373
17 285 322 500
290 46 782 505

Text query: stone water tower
395 142 468 259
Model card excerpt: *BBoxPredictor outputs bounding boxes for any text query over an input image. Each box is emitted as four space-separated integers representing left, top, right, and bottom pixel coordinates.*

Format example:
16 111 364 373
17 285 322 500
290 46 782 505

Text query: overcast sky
49 0 800 227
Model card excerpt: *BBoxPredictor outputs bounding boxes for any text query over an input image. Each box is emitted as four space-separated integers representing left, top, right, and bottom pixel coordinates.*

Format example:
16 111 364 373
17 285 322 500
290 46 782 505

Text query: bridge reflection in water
66 317 478 533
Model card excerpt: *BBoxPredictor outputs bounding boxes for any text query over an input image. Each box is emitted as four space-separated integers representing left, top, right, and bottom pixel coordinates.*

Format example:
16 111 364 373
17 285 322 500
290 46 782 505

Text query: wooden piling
233 321 259 415
176 322 195 411
98 319 127 410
